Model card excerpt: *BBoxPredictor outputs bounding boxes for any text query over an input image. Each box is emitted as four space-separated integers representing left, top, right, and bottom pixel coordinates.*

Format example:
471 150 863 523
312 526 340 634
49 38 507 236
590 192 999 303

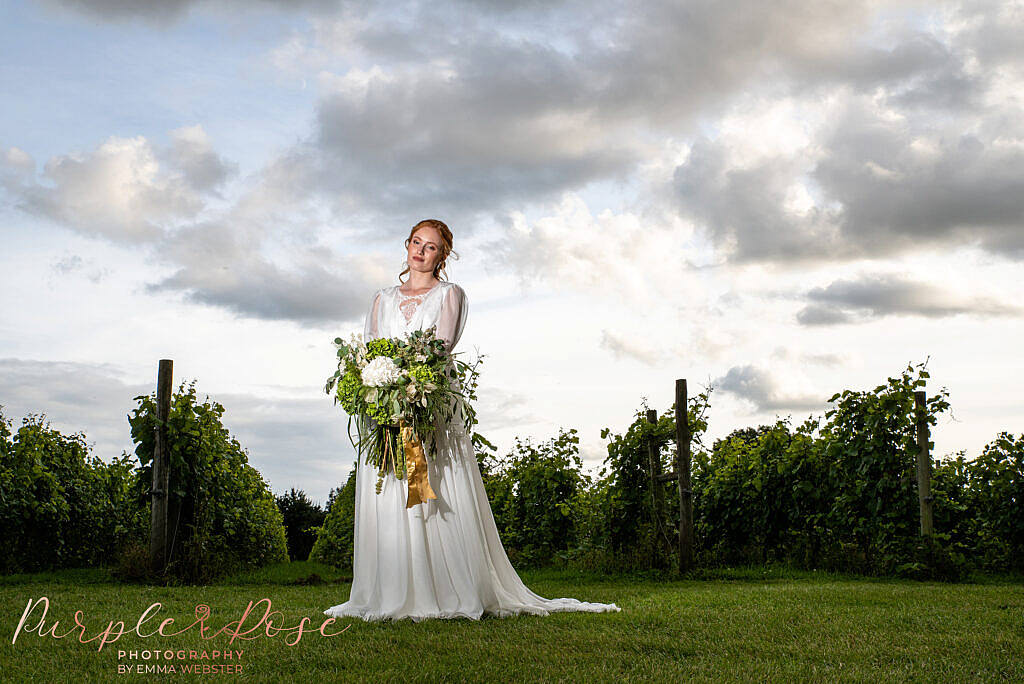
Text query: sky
1 0 1022 505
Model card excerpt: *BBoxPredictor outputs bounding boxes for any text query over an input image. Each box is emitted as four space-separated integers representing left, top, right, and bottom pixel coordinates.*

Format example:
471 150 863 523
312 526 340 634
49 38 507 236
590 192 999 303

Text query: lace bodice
398 290 431 323
363 281 468 351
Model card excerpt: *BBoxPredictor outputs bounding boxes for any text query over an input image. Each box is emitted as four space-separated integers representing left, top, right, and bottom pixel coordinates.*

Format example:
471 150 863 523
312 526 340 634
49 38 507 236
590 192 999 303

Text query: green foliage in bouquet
365 338 398 361
325 326 484 494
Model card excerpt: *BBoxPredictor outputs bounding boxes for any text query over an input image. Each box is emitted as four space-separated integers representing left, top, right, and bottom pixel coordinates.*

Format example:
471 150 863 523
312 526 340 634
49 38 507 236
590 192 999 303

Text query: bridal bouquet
324 326 483 501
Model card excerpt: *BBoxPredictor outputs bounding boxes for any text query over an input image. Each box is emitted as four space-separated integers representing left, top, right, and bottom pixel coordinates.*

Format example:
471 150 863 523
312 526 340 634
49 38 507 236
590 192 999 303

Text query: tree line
1 361 1020 583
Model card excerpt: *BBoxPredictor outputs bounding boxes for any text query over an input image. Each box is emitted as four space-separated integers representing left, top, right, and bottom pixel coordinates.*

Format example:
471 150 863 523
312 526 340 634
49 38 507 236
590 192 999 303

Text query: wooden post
675 379 694 573
150 359 173 572
914 390 934 536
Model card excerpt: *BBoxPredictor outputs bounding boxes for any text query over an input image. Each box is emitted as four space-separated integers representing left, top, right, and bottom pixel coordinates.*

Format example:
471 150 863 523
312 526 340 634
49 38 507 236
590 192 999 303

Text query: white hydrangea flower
361 356 404 387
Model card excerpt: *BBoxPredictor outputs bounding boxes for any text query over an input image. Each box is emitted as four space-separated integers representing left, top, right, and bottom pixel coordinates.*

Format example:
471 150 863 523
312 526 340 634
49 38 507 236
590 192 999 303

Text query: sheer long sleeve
435 284 468 352
363 290 382 341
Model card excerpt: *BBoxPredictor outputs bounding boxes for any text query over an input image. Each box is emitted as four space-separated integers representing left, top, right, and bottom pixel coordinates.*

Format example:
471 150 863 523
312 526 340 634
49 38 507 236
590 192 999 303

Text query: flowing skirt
322 416 621 623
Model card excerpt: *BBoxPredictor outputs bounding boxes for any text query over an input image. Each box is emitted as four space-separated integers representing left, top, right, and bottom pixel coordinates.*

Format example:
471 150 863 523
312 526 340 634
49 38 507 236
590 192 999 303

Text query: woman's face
407 226 443 276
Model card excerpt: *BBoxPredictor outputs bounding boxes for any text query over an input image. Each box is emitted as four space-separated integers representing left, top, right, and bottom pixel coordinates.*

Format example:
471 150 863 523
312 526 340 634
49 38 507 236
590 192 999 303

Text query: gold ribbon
399 418 437 508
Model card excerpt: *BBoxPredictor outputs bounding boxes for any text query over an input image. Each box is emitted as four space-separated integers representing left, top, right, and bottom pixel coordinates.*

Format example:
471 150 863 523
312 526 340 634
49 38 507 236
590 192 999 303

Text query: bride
323 219 621 622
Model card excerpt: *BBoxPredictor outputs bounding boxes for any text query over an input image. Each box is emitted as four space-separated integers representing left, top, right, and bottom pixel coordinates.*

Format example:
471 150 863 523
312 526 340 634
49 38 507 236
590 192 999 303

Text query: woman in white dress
324 219 621 623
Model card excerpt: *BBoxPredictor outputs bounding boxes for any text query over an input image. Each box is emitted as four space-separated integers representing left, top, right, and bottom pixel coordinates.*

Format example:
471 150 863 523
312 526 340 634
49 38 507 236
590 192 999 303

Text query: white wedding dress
323 280 621 622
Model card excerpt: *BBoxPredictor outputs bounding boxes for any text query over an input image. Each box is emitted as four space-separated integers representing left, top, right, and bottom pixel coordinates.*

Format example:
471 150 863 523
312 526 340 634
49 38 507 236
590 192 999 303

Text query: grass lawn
1 562 1022 682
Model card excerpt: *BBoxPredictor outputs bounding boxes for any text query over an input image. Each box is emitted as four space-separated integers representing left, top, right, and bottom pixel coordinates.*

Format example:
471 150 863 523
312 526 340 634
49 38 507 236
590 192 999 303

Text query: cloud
599 329 666 366
473 387 538 432
674 89 1024 264
145 220 383 325
40 0 1022 266
1 129 234 244
2 128 380 326
945 0 1024 73
165 125 237 195
814 99 1024 259
667 0 1024 270
12 1 1024 324
51 254 84 275
486 194 656 286
40 0 344 25
796 273 1021 325
660 1 1024 265
32 1 1024 248
50 253 110 283
258 0 899 228
311 55 640 224
673 134 843 264
770 347 844 367
2 147 34 175
713 364 822 413
481 193 701 311
795 305 852 326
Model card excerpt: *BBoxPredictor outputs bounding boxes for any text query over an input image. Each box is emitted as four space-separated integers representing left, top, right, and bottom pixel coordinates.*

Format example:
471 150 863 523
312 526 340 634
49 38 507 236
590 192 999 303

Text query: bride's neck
404 272 439 290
